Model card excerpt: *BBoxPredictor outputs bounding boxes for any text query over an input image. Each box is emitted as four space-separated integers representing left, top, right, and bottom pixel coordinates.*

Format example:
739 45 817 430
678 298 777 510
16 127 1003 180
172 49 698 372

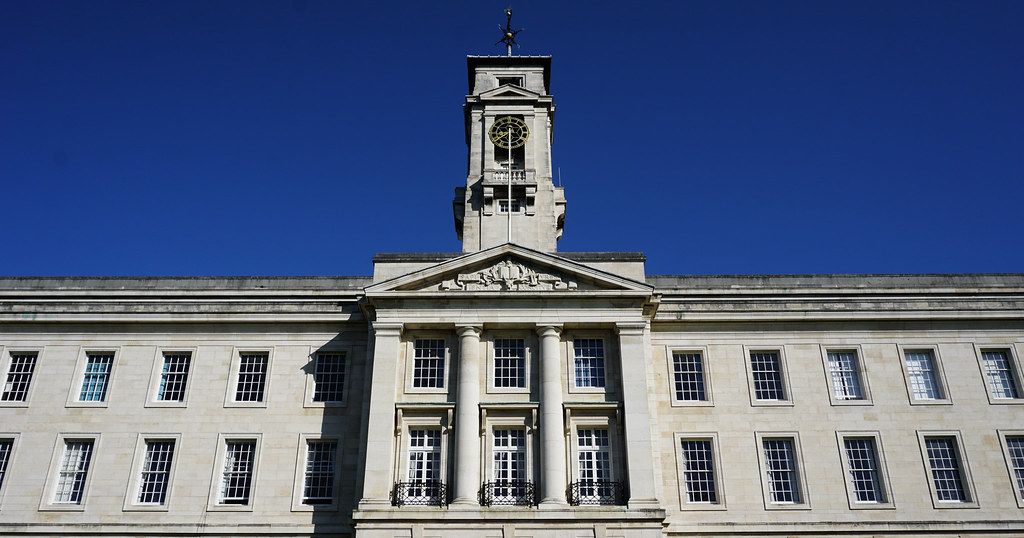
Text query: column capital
535 324 563 337
455 324 483 337
371 322 403 336
615 321 648 336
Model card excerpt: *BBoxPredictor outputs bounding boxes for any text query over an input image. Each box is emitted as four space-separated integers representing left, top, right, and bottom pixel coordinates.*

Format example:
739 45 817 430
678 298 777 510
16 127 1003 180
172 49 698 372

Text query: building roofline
467 55 552 92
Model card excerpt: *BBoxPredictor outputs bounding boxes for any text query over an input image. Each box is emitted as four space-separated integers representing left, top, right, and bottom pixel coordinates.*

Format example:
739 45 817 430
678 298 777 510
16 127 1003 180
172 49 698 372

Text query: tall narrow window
137 440 175 505
679 439 718 503
312 352 346 402
843 438 885 503
0 439 12 492
1 352 37 402
904 350 944 400
493 339 526 388
412 339 446 389
157 352 191 402
54 440 94 504
78 353 114 402
234 353 268 402
981 350 1020 400
750 351 786 401
827 351 864 400
577 428 612 500
406 429 441 501
672 352 707 401
762 438 801 504
219 441 256 505
573 339 606 388
302 440 337 505
492 429 526 498
1005 436 1024 499
924 437 968 502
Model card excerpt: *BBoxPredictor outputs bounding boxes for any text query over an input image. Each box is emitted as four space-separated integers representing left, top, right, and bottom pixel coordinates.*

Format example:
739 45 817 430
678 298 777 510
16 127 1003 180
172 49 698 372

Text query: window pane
312 353 346 402
1006 436 1024 499
679 439 717 503
220 441 256 504
573 339 606 388
750 352 785 401
0 440 12 492
302 440 337 504
492 428 526 499
981 351 1020 399
905 350 943 400
844 438 884 502
54 440 93 504
158 353 191 402
138 440 175 504
925 437 967 502
493 339 526 388
827 351 864 400
577 428 612 500
1 352 37 402
79 353 113 402
763 438 800 503
412 340 446 388
672 352 707 401
235 353 268 402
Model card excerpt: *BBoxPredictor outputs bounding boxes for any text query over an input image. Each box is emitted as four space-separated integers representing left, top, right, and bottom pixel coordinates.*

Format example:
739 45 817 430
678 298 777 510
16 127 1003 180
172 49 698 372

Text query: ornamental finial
495 7 522 56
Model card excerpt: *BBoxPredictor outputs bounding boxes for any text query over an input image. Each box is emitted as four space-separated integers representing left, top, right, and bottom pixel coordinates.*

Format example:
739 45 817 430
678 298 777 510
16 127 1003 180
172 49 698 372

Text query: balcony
566 480 627 506
493 169 527 182
479 480 536 506
390 480 447 507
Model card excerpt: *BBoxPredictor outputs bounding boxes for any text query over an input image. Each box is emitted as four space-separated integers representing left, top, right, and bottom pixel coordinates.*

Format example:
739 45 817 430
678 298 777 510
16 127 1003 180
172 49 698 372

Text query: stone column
616 321 661 509
453 324 483 505
536 324 567 506
358 322 403 509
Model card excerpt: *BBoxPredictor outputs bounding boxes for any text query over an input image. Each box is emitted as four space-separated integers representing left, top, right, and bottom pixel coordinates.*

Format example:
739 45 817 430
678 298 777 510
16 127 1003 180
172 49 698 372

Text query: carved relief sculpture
440 259 578 291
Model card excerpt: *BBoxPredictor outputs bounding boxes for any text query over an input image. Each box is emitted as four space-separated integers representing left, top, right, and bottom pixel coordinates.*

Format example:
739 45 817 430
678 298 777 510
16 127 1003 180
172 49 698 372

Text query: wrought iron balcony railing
479 480 536 506
566 480 627 506
390 480 447 507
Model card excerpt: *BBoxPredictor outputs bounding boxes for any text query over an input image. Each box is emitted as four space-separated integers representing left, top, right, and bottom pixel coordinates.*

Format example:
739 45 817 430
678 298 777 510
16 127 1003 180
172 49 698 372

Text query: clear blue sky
2 1 1021 276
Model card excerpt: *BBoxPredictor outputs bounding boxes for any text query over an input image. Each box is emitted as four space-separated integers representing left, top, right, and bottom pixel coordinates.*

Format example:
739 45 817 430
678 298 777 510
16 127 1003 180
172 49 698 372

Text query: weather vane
496 7 522 56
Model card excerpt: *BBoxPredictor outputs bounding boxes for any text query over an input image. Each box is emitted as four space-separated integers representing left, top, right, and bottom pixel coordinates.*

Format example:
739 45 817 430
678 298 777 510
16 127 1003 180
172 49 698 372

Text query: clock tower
453 56 566 253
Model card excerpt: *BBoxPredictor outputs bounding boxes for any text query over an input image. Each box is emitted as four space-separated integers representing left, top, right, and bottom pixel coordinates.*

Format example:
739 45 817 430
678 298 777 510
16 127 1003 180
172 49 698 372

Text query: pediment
365 244 653 296
477 84 541 100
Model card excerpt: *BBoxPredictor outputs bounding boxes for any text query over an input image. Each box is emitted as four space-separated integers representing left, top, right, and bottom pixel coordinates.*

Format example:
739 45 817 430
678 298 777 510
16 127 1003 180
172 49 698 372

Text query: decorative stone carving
439 259 578 291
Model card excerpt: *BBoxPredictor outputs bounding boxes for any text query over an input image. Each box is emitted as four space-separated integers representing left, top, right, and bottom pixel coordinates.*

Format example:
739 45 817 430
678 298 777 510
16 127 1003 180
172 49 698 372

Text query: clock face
489 116 530 149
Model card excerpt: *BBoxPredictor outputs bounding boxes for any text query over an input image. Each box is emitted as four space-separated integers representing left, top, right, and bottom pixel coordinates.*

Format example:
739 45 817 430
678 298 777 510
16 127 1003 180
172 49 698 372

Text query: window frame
303 346 353 408
65 347 119 408
122 433 181 512
495 75 525 88
916 430 978 509
754 431 811 510
0 432 20 508
998 429 1024 509
290 433 342 512
672 432 726 511
667 346 713 407
145 347 196 408
207 433 263 512
487 333 532 394
567 413 621 486
973 345 1024 405
819 345 873 406
40 433 101 511
898 345 952 406
404 334 452 394
0 346 43 407
743 346 794 407
835 431 895 509
223 348 274 408
566 332 616 395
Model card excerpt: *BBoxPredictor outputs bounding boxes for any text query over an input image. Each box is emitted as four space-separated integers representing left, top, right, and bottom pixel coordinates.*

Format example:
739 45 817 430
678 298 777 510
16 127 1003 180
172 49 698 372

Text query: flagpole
507 129 513 243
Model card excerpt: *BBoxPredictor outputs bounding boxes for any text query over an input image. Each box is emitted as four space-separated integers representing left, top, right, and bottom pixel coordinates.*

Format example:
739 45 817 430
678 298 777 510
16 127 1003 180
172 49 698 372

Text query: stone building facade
1 55 1023 537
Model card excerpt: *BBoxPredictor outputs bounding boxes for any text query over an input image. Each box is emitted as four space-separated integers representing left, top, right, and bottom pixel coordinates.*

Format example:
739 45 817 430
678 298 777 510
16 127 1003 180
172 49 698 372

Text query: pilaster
358 322 404 509
616 321 661 510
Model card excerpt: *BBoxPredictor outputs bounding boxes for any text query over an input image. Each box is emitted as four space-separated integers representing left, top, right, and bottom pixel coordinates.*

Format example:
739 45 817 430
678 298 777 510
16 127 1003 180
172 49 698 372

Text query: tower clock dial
489 116 530 149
